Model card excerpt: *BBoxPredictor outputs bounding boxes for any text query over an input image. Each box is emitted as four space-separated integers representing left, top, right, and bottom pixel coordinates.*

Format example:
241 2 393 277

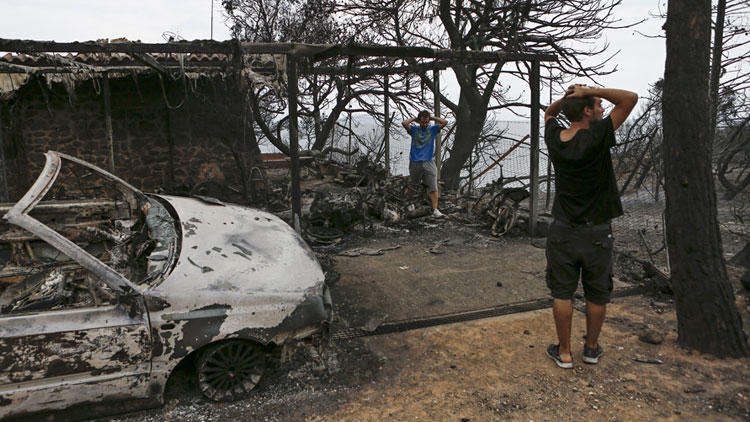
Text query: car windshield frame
2 151 144 294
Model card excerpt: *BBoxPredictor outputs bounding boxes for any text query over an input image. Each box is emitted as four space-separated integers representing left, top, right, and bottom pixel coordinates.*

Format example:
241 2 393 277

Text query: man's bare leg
552 298 573 364
585 301 606 348
429 190 439 210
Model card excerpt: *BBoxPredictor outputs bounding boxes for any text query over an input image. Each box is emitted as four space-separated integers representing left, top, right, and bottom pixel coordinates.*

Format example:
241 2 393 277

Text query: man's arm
544 97 565 123
432 116 448 129
401 117 416 134
567 85 638 130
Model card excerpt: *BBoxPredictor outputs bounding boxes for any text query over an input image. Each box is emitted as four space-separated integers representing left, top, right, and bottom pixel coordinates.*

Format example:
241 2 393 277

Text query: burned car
0 151 331 419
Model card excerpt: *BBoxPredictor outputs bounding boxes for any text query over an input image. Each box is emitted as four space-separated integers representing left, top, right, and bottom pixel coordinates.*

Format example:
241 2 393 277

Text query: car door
0 151 157 418
0 267 153 419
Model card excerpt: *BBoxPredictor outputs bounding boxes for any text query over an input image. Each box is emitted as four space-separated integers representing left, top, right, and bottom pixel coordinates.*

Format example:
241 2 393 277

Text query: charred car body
0 151 331 419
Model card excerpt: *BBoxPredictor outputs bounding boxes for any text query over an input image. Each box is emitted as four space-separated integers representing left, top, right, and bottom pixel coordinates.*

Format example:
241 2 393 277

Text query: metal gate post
529 60 541 236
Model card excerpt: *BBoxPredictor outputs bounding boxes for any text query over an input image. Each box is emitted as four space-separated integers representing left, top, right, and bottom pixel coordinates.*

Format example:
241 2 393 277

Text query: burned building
0 39 280 203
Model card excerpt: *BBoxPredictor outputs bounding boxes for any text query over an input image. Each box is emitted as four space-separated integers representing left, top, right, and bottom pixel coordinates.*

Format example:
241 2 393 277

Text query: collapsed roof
0 38 556 94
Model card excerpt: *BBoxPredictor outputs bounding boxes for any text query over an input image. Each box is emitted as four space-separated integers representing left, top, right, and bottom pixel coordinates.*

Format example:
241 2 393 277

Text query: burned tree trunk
440 89 487 190
0 109 7 203
662 0 749 357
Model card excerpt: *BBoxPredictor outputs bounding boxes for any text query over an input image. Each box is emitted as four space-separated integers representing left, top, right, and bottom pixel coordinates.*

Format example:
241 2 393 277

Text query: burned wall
0 73 259 202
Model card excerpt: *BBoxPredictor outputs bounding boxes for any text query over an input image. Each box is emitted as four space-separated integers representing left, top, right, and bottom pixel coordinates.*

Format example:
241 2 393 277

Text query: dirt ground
107 214 750 422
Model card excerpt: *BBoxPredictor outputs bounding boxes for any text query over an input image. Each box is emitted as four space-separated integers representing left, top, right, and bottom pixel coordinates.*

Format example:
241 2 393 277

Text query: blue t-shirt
409 124 440 162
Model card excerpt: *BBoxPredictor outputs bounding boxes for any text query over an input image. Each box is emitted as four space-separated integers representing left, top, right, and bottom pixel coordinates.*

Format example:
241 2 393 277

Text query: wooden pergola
0 38 556 234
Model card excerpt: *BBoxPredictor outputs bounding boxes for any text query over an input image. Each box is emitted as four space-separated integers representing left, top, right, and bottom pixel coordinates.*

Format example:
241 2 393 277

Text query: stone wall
0 73 259 202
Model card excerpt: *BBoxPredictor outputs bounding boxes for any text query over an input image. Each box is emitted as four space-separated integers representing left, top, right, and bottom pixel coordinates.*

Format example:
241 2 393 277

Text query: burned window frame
3 151 149 295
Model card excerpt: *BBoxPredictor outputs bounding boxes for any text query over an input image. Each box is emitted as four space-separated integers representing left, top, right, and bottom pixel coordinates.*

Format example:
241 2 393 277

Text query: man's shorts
545 219 614 305
409 160 438 192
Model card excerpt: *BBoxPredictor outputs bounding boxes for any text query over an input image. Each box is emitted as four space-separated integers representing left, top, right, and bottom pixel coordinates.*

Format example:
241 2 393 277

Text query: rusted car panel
0 304 153 416
0 151 331 419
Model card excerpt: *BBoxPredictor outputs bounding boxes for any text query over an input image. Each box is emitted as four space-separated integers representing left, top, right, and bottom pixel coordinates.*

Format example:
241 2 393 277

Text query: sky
0 0 667 101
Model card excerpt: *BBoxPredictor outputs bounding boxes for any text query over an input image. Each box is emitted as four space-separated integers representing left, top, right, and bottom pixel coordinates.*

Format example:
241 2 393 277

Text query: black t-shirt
544 116 623 225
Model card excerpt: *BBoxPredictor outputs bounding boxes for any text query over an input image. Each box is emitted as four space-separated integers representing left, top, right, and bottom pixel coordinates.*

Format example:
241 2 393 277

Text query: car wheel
197 340 266 402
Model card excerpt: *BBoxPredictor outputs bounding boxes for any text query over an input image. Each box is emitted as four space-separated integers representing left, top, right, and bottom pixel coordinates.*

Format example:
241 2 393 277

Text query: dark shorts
545 219 614 305
409 160 438 192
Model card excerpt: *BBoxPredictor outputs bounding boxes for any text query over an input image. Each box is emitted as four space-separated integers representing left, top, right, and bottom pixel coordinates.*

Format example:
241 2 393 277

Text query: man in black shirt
543 84 638 368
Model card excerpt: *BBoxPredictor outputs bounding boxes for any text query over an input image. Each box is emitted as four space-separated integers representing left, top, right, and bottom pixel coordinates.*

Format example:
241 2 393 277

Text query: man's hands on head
562 84 638 130
565 84 589 98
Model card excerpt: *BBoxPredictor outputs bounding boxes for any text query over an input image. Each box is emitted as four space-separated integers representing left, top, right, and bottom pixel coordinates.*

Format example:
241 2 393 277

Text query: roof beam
131 52 168 74
0 38 557 79
0 38 234 54
1 38 556 62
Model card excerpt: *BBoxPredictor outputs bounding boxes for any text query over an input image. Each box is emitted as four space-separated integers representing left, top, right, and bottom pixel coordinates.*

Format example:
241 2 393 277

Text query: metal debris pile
175 153 530 243
0 200 147 313
300 159 531 245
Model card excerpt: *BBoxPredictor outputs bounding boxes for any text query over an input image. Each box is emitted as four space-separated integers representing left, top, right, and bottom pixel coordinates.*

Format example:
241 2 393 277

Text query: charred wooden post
0 109 7 202
529 60 541 236
287 55 302 233
433 69 442 181
384 74 390 176
347 108 352 166
102 72 115 173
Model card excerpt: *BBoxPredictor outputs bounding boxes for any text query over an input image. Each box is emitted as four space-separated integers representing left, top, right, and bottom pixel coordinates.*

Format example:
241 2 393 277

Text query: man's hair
417 110 431 119
561 96 595 122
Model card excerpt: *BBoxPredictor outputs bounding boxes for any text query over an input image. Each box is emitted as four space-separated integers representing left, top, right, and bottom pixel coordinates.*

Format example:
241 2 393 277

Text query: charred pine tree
662 0 749 357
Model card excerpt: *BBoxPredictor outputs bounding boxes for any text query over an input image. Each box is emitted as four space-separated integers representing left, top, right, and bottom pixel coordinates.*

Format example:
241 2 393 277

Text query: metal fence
308 118 747 275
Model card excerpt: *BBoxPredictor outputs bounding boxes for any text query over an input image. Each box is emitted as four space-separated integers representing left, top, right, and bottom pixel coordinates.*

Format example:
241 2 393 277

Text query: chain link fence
323 117 747 276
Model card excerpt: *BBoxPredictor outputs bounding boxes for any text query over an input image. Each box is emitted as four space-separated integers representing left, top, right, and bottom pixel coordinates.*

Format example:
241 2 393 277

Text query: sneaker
583 344 604 364
432 208 445 218
546 344 573 369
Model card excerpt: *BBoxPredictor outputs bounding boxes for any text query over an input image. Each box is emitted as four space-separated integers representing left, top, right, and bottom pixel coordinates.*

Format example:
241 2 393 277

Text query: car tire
197 340 266 402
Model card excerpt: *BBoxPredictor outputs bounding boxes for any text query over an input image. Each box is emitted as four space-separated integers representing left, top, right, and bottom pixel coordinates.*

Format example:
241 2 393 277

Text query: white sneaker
432 208 445 218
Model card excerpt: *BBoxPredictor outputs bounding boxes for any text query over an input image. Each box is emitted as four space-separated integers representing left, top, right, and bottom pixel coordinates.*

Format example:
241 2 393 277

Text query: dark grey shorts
409 160 438 192
545 219 614 305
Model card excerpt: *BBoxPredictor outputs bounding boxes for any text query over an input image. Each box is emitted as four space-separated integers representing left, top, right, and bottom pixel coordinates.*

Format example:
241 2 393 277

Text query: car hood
147 195 325 315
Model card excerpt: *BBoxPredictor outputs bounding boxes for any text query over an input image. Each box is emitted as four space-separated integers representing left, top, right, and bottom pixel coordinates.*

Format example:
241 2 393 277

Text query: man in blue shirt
401 110 449 217
543 84 638 369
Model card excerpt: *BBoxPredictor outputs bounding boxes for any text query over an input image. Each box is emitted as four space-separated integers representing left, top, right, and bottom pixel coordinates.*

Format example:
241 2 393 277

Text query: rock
638 329 664 344
531 238 547 249
684 385 706 393
650 301 668 313
361 312 389 332
729 242 750 268
741 271 750 292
